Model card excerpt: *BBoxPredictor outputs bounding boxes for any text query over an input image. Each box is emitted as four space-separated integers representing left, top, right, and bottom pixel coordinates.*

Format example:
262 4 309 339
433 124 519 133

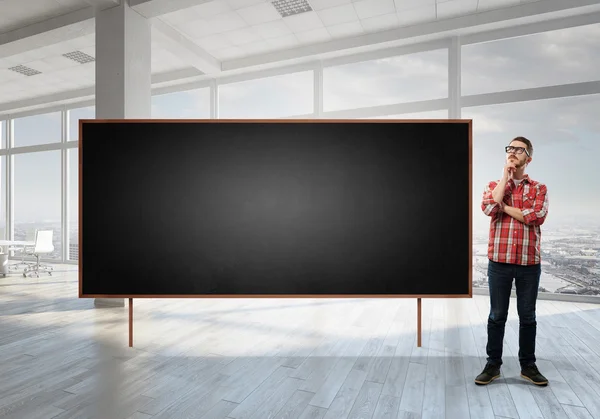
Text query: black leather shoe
475 362 501 385
521 364 549 386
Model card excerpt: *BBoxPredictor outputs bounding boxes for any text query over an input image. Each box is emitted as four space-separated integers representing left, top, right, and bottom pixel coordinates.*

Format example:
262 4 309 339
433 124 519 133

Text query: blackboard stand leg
129 298 133 347
417 298 422 347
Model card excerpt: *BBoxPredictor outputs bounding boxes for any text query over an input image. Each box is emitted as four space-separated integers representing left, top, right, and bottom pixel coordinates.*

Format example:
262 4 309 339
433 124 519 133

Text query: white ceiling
0 0 599 114
0 0 91 34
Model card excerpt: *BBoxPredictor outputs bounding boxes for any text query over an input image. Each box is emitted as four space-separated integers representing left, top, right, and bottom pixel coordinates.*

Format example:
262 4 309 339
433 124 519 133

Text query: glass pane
219 71 313 118
152 88 210 118
0 156 5 239
323 49 448 112
0 120 5 149
69 148 79 261
370 110 449 119
464 94 600 297
69 106 95 142
462 23 600 96
14 151 62 260
13 112 62 147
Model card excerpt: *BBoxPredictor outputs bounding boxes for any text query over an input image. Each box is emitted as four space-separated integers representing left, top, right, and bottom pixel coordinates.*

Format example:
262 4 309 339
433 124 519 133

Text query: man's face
506 140 530 168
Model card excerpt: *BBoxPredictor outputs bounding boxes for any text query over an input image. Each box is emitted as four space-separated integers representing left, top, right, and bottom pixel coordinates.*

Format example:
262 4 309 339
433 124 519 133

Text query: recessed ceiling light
8 65 41 76
271 0 313 17
63 50 95 64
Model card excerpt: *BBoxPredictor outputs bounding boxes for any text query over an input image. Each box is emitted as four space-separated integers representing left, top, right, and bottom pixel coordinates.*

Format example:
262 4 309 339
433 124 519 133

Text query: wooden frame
79 119 473 347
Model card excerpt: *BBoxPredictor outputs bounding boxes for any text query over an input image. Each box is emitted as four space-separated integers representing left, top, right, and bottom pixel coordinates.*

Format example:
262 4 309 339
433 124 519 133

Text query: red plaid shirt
481 174 549 265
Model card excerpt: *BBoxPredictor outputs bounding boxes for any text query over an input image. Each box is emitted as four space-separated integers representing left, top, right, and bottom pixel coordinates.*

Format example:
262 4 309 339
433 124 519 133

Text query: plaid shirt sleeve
522 183 549 226
481 181 501 216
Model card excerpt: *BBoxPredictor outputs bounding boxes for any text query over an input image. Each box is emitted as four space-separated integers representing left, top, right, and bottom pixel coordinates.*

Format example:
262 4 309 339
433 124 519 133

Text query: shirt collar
510 174 531 186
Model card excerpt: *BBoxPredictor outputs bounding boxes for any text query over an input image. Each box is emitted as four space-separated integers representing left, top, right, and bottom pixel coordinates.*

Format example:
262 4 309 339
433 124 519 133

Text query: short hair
511 136 533 157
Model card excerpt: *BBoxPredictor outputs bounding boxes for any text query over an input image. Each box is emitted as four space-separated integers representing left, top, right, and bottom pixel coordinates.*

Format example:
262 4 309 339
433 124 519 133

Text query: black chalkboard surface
79 120 471 298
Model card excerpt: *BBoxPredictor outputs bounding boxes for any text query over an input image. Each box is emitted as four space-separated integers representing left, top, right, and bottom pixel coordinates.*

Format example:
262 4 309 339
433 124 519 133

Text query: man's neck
512 170 526 181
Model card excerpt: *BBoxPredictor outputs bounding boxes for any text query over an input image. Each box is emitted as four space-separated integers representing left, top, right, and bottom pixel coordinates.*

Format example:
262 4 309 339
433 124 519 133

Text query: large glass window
0 156 5 239
152 88 210 118
68 148 78 261
462 23 600 96
219 71 313 118
371 110 449 119
14 151 62 260
323 49 448 112
464 94 600 297
13 112 62 147
0 120 5 148
69 106 95 142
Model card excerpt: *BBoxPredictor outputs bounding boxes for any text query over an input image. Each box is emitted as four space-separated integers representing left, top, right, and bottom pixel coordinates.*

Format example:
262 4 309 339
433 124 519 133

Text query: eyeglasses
505 145 530 157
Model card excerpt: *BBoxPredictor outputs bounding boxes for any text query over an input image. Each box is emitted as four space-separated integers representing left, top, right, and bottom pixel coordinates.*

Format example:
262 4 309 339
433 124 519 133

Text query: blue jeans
486 260 541 368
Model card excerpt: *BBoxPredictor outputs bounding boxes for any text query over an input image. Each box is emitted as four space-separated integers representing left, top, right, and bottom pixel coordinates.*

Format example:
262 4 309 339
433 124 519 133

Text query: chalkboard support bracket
417 298 422 347
129 298 133 347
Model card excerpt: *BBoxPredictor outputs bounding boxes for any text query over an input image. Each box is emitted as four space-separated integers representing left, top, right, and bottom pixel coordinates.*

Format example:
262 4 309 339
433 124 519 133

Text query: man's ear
527 157 532 164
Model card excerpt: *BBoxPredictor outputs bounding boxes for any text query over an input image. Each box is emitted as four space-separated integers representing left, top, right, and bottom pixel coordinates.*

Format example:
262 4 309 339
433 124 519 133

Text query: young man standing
475 136 550 386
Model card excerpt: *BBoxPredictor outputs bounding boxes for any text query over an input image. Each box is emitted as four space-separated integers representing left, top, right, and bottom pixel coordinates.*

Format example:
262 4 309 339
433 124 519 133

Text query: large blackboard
79 120 472 298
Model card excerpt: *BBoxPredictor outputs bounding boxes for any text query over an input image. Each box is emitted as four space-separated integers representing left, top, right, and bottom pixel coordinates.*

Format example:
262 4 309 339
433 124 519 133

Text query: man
475 136 550 387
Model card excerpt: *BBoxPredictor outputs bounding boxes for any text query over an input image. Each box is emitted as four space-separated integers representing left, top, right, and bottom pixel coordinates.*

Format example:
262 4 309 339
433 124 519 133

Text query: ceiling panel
186 0 233 18
353 0 397 20
237 2 282 25
252 20 294 39
239 40 274 55
223 27 263 45
316 4 359 26
309 0 353 11
396 4 437 26
394 0 436 10
327 21 365 38
362 12 399 31
282 11 325 32
296 27 331 44
226 0 267 10
0 68 21 83
265 34 300 49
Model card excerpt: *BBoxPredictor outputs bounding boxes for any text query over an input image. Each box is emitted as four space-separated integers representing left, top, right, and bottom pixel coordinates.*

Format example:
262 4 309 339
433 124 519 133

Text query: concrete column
93 0 151 308
448 36 461 119
95 1 151 119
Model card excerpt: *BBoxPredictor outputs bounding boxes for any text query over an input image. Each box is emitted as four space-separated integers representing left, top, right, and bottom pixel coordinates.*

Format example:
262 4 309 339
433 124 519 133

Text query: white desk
0 240 35 252
0 240 35 276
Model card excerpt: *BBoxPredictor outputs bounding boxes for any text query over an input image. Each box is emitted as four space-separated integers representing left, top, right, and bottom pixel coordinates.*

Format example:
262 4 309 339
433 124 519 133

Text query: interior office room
1 0 600 418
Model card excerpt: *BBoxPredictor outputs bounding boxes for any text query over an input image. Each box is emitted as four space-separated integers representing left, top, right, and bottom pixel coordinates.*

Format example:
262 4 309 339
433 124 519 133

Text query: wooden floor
1 268 600 419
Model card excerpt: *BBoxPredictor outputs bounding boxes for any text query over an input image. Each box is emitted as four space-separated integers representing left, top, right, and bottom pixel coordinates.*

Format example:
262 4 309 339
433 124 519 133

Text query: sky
3 22 599 237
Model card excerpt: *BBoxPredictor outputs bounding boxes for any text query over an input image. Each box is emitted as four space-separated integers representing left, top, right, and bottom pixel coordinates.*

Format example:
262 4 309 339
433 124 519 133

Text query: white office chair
23 230 54 278
9 228 37 271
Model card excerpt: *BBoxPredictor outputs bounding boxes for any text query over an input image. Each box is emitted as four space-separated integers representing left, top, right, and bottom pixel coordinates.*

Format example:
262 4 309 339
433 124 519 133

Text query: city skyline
13 218 600 296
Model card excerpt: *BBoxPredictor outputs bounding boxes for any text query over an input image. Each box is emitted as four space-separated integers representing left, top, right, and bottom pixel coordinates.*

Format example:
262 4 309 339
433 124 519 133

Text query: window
68 148 78 261
13 112 62 147
0 156 5 239
371 110 449 119
14 151 62 260
219 71 313 118
462 23 600 96
323 49 448 112
0 120 5 148
152 88 210 118
69 106 95 142
464 94 600 297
